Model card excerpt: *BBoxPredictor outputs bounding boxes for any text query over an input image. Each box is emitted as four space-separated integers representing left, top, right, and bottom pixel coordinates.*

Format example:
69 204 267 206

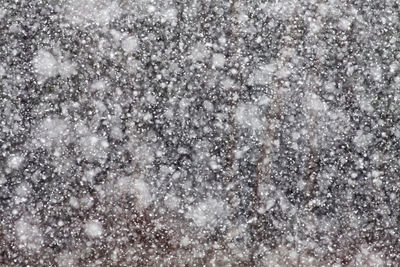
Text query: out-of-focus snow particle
84 221 103 238
212 53 226 68
190 44 209 62
172 171 180 180
309 20 321 34
80 196 94 209
353 130 373 148
221 78 235 90
126 57 140 73
164 193 181 210
34 117 69 149
338 17 353 31
162 8 177 25
58 60 77 77
265 199 276 210
235 103 263 130
218 36 227 46
9 23 22 34
373 177 382 187
276 66 291 79
55 252 76 267
91 80 107 90
306 92 328 112
209 160 222 170
111 125 123 140
249 63 276 85
0 8 6 19
317 3 329 16
32 50 58 79
79 135 108 162
8 155 23 169
371 170 381 178
185 198 227 227
0 174 5 186
0 64 5 76
15 183 30 200
325 81 336 92
230 68 238 75
146 93 156 104
234 146 249 159
370 65 382 82
65 0 121 26
180 236 191 247
292 132 300 140
346 63 356 76
15 219 43 250
147 5 156 13
237 12 249 23
133 179 153 209
358 97 374 112
110 29 122 42
390 61 399 73
203 100 214 111
121 36 138 53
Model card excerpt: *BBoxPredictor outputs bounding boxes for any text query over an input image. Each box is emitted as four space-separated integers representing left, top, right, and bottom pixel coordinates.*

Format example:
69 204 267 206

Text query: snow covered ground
1 0 400 266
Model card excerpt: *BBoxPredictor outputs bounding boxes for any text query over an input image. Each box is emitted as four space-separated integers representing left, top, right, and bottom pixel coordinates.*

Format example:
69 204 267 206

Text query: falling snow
1 0 400 266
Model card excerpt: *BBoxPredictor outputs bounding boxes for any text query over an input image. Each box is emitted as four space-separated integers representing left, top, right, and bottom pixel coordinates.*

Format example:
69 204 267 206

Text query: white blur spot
32 50 58 78
8 155 24 169
15 219 43 250
185 198 227 227
212 53 226 68
84 221 103 238
133 179 153 209
121 36 138 53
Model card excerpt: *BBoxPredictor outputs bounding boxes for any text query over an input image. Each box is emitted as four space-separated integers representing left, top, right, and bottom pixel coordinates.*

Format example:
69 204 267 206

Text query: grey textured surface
1 0 400 266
